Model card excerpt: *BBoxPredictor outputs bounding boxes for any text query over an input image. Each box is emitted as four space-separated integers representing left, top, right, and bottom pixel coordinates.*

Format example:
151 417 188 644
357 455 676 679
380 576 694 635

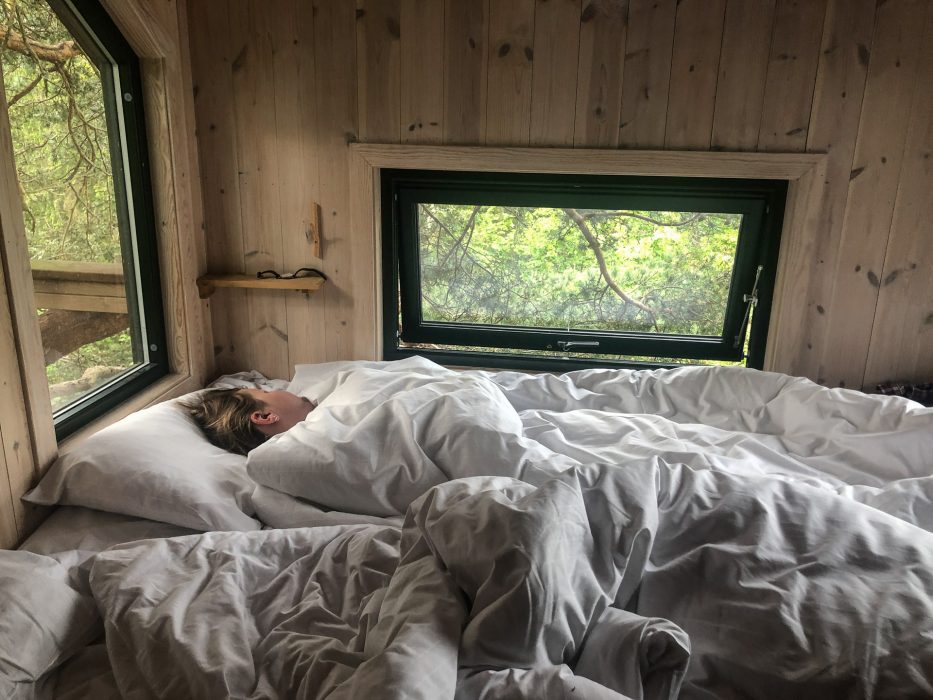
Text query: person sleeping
182 388 317 456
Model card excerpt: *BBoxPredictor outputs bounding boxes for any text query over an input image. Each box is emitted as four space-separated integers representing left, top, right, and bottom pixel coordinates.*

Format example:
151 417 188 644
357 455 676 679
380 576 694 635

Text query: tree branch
0 26 82 62
562 207 655 315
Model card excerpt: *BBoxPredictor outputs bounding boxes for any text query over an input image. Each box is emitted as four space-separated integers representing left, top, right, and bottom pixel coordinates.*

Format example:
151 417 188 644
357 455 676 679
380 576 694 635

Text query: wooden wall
188 0 933 391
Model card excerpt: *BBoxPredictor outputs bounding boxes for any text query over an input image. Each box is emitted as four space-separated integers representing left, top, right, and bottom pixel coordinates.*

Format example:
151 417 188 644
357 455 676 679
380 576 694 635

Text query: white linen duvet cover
8 357 933 699
89 461 933 699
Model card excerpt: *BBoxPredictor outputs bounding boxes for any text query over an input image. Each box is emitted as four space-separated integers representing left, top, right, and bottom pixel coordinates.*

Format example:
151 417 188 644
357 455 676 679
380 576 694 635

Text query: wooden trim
0 63 57 478
349 143 827 368
349 143 824 179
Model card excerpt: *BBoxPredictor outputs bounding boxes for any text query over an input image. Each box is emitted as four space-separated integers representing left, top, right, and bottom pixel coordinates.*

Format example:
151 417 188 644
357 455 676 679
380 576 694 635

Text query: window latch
558 340 600 351
734 265 763 349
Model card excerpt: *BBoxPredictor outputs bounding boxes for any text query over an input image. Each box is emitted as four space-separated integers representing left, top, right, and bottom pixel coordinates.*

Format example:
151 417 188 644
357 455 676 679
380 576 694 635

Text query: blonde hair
180 388 268 456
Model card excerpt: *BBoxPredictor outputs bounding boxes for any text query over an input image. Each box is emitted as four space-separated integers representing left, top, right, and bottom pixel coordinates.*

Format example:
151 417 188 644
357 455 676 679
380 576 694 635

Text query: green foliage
1 0 120 264
418 204 742 338
3 0 132 405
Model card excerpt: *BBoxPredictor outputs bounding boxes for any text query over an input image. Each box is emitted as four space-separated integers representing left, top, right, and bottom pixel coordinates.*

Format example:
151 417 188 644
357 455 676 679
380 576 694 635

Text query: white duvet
247 357 933 527
51 358 933 697
90 461 933 698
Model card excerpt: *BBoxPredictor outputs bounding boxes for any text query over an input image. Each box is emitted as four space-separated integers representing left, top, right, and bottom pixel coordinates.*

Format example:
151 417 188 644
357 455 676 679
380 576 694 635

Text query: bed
2 357 931 699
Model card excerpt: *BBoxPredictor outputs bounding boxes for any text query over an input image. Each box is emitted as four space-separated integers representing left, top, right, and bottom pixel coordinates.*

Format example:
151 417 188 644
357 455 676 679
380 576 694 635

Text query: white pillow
23 390 261 532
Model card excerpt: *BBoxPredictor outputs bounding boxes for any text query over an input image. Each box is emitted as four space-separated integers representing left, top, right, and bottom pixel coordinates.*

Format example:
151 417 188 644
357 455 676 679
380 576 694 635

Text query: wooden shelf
196 274 325 299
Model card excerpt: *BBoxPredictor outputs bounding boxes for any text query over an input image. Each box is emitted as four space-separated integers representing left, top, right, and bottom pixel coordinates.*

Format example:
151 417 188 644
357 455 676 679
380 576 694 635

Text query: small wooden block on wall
310 201 322 259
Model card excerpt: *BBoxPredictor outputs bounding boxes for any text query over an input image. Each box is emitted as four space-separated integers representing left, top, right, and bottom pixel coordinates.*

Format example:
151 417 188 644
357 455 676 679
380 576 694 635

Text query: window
1 0 166 438
382 169 786 371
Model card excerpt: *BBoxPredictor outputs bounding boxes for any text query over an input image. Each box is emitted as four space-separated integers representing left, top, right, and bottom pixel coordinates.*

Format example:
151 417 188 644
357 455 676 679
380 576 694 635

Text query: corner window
1 0 166 438
382 169 786 371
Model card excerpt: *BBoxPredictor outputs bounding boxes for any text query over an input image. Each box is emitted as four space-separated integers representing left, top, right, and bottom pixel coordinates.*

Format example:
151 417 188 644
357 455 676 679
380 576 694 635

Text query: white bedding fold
249 357 933 526
89 461 933 699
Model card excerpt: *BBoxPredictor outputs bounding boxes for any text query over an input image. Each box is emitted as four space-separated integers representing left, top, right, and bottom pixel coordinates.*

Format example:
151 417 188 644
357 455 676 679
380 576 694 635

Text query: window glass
383 170 785 371
1 0 166 436
417 204 742 337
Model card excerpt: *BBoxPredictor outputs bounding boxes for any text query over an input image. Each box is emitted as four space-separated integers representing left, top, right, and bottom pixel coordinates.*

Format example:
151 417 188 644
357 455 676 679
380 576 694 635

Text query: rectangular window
1 0 166 438
382 169 786 371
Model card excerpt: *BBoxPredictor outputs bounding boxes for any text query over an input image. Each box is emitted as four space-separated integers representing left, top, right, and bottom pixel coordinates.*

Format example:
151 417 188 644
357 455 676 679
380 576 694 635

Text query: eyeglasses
256 267 328 281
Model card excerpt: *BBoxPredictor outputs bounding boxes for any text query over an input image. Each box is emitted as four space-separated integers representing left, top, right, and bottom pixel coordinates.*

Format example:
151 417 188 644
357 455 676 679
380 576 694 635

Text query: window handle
734 264 764 349
558 340 600 350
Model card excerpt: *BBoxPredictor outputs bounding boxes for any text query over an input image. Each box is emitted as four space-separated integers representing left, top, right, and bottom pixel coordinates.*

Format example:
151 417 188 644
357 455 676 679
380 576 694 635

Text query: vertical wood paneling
573 0 628 147
228 1 289 380
0 255 31 547
664 0 726 150
757 0 827 152
864 4 933 386
710 0 775 150
189 0 251 373
314 0 371 360
617 0 675 148
188 0 933 391
771 0 875 379
358 0 402 143
400 0 445 143
269 0 326 370
485 0 535 145
528 0 582 146
821 0 927 389
444 0 488 144
173 0 212 384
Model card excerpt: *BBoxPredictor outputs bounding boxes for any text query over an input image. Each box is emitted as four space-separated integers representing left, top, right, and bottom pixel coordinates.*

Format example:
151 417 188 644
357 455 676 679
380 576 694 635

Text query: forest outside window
1 0 166 438
382 169 786 372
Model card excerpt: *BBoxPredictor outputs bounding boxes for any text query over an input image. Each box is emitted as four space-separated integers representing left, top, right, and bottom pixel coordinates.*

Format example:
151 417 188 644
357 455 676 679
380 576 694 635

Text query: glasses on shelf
256 267 327 281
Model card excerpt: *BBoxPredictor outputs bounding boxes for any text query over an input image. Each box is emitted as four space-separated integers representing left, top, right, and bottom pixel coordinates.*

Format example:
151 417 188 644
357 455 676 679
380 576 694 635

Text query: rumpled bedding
247 357 933 526
89 461 933 699
12 357 933 698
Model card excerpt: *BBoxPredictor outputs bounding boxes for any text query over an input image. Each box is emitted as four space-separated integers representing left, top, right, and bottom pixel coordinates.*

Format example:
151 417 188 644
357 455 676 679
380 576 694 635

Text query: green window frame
382 169 786 372
43 0 167 438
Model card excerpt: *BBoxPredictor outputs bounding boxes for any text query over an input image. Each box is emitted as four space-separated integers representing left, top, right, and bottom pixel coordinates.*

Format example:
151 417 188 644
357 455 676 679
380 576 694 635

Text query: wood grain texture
757 0 827 152
0 235 34 547
271 0 326 370
820 0 927 389
443 0 488 144
485 0 535 145
358 0 402 143
188 0 251 373
400 0 445 143
617 0 675 148
573 0 628 147
229 1 290 380
863 4 933 387
664 0 726 150
350 143 822 178
313 0 372 360
771 0 875 380
172 0 212 385
187 0 933 397
528 0 582 146
0 60 56 484
710 0 776 150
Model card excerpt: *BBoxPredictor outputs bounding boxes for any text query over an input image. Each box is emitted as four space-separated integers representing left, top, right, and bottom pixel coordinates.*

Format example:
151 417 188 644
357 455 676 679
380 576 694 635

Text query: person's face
241 389 316 436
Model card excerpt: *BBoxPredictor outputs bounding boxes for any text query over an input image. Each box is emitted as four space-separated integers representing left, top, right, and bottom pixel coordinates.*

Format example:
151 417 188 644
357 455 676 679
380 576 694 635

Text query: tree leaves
418 203 741 337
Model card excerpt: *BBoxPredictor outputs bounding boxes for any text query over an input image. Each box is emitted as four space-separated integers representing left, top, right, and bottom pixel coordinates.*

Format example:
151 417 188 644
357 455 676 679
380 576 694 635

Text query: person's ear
249 410 279 426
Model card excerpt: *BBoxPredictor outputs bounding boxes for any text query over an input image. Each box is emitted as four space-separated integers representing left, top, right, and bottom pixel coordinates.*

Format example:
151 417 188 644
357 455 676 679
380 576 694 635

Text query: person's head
181 388 316 455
